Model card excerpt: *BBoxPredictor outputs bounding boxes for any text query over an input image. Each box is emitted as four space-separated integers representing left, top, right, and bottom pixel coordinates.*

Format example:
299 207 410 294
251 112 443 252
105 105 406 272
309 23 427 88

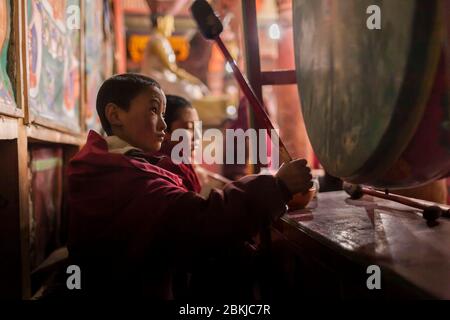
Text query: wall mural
28 146 63 270
27 0 81 131
84 0 114 132
0 0 16 110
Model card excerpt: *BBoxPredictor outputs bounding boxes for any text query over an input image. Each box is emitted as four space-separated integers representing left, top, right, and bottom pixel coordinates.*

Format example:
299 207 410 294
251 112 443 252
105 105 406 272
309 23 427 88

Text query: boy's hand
275 159 313 195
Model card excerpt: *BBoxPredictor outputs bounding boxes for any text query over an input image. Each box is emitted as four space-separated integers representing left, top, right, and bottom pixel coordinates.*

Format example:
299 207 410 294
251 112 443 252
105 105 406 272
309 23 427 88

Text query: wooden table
274 191 450 299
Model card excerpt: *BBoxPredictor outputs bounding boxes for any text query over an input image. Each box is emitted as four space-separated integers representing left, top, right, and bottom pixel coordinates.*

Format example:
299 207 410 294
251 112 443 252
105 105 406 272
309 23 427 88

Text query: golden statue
141 14 233 127
141 15 209 101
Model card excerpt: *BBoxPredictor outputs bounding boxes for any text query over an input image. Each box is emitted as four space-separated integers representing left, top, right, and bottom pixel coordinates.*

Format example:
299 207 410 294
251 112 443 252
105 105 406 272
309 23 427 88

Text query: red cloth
67 131 289 298
156 141 202 193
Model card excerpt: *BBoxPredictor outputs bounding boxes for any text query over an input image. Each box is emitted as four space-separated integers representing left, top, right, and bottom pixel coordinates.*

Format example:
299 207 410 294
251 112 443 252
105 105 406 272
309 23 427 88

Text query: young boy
155 94 202 193
67 73 312 298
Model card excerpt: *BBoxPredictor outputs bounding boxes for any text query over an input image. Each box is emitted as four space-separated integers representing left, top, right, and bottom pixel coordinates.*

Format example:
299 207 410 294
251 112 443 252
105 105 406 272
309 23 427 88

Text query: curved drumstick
190 0 292 165
343 182 450 222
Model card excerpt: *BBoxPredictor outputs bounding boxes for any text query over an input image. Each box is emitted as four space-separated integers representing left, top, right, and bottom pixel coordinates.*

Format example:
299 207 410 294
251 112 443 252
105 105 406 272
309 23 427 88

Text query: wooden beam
0 106 23 118
28 115 81 136
19 0 30 124
26 124 84 146
241 0 269 174
123 7 151 15
13 0 25 118
17 121 30 299
113 0 127 73
261 70 297 86
0 116 18 140
0 128 30 298
241 0 263 102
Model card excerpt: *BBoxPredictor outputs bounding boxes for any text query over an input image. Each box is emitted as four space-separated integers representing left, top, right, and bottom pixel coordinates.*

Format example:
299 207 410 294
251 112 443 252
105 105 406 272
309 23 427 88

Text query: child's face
114 86 167 153
167 107 199 152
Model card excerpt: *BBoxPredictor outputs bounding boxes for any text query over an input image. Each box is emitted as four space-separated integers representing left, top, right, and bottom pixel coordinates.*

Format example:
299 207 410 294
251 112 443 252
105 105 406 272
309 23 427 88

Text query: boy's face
110 86 167 153
167 107 199 152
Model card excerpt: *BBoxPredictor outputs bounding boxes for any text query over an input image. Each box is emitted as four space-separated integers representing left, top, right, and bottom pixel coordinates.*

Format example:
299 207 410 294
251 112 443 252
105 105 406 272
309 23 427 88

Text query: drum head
293 0 444 186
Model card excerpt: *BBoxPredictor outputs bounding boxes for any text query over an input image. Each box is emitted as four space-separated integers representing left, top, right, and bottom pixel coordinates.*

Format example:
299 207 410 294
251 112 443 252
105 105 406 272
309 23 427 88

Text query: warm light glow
226 85 238 95
226 105 237 117
268 23 281 40
225 62 233 74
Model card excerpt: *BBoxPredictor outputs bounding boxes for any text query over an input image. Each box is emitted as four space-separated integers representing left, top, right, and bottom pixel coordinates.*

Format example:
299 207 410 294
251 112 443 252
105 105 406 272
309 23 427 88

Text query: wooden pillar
113 0 127 73
275 0 313 163
0 0 31 299
241 0 266 173
241 0 263 103
0 120 30 299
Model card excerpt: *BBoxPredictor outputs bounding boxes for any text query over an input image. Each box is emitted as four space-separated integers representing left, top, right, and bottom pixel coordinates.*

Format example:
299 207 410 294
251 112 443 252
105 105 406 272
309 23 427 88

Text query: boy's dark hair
165 95 193 132
96 73 161 135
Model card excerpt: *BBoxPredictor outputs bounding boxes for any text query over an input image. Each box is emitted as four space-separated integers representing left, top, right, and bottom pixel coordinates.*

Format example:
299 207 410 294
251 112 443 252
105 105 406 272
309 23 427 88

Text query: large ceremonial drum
293 0 450 188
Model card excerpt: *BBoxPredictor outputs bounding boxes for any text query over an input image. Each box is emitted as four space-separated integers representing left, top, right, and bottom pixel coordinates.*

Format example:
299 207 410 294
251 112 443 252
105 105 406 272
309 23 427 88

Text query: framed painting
84 0 114 133
0 0 18 115
27 0 81 132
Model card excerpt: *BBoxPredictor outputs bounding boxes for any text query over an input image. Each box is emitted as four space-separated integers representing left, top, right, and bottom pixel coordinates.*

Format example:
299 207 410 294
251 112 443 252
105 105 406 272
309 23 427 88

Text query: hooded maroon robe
156 141 202 193
67 131 290 298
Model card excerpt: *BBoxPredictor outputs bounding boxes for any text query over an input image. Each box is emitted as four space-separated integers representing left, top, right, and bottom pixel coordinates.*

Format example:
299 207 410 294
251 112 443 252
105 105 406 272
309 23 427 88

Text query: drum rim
294 0 442 187
348 0 443 186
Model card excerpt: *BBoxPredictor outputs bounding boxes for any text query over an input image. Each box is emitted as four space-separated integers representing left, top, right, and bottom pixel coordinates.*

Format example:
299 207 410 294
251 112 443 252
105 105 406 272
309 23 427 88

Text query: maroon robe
67 131 290 298
156 141 202 193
